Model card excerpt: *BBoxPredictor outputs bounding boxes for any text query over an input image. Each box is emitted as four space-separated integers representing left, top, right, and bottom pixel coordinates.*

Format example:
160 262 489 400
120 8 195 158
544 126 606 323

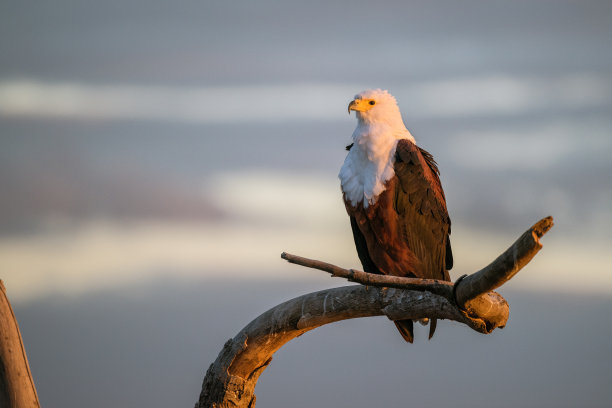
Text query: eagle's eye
369 100 376 105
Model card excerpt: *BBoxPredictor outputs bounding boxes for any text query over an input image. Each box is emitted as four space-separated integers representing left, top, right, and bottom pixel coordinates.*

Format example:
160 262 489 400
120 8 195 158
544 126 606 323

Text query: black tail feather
394 319 414 343
428 318 438 340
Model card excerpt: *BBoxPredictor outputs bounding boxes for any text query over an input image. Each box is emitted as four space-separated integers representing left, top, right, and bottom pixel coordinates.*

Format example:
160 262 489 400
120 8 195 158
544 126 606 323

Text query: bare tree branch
196 217 553 408
454 216 553 305
196 285 507 408
281 252 453 298
0 281 40 408
281 216 553 309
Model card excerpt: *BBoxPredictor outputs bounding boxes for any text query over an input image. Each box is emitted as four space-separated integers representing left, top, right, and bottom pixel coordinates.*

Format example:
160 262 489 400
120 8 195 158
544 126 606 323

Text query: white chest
339 125 412 208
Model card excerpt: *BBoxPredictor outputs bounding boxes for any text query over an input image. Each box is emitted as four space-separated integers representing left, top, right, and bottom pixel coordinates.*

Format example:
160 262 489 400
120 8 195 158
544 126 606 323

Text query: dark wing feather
394 139 452 280
445 236 453 270
349 216 382 275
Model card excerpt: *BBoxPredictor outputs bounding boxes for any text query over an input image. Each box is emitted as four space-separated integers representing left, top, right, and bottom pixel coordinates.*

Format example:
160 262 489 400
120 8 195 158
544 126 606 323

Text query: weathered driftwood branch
0 281 40 408
196 217 553 408
281 216 554 323
454 216 554 306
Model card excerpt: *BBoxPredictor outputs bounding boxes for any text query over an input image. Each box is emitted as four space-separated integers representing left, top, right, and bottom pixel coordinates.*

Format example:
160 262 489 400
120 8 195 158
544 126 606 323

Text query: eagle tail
394 320 414 343
428 318 438 340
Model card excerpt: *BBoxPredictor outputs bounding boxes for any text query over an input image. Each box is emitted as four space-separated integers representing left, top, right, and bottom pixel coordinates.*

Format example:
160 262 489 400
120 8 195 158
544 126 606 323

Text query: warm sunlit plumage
340 89 452 343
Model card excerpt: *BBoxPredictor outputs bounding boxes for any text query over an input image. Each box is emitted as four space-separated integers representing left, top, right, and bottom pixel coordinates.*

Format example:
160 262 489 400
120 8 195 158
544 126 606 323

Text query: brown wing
393 138 452 280
344 139 451 342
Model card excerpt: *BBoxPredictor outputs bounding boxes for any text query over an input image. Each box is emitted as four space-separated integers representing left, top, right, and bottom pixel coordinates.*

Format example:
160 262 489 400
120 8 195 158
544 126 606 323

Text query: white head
340 89 413 207
347 89 407 129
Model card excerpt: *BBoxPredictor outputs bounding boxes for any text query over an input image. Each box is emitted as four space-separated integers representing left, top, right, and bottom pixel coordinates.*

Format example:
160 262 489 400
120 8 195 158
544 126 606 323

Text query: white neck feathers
339 122 414 208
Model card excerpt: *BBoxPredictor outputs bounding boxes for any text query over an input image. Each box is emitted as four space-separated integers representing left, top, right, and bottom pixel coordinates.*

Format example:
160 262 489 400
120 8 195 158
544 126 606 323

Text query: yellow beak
347 99 370 114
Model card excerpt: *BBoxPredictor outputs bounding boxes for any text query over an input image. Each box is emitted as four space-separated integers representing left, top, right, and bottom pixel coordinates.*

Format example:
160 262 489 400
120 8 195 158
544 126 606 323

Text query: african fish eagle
339 89 452 343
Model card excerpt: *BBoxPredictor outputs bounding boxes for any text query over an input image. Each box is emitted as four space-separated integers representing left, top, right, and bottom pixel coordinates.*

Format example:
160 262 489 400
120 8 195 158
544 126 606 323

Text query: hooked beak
348 100 357 114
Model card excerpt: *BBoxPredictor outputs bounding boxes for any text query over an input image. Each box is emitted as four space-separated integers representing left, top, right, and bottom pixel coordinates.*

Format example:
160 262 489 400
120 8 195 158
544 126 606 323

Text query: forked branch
196 216 553 408
281 216 554 320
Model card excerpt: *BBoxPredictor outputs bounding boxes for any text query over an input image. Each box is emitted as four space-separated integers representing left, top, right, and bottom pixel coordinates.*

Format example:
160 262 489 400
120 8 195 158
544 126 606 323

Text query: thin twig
281 252 453 299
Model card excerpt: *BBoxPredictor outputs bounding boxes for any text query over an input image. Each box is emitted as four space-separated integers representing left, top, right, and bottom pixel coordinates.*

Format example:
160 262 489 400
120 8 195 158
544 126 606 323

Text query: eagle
339 89 452 343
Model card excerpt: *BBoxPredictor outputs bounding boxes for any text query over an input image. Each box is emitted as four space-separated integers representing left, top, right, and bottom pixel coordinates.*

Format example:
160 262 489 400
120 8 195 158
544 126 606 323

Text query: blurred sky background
1 1 611 407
